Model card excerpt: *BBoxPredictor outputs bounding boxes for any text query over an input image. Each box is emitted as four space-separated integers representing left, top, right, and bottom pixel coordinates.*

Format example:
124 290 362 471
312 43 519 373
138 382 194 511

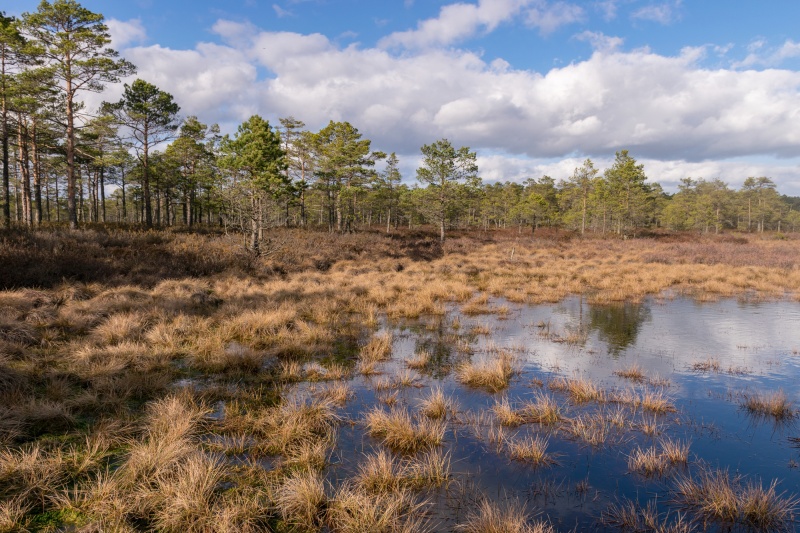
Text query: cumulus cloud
97 17 800 194
525 1 584 35
574 30 623 52
379 0 583 49
631 1 682 25
732 39 800 69
106 18 146 48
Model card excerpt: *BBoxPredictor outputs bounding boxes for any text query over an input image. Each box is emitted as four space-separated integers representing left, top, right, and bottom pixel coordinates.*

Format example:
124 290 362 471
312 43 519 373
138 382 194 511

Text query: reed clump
455 498 556 533
456 351 517 393
365 407 446 454
741 390 797 421
418 387 454 420
672 467 799 531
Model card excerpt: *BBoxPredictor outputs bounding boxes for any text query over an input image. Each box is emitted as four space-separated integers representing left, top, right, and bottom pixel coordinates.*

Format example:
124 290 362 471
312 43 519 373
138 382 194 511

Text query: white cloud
97 20 800 195
574 30 623 52
525 1 584 35
631 1 681 25
272 4 292 18
106 18 146 48
732 39 800 69
593 0 619 21
379 0 583 49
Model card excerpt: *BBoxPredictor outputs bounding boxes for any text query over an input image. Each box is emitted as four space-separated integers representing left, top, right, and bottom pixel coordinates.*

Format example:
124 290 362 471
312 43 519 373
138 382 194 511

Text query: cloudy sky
8 0 800 193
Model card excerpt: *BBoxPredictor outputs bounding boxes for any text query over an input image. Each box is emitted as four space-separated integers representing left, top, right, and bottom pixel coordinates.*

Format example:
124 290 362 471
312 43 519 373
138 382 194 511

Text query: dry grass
456 351 517 393
1 229 799 530
406 350 431 370
418 387 454 420
356 448 451 494
455 498 555 533
602 499 694 533
492 398 525 427
614 388 676 414
365 407 446 454
548 376 606 404
741 390 797 421
326 484 429 533
691 358 721 372
519 392 562 425
567 413 614 447
672 467 798 531
275 470 327 531
614 363 647 383
360 332 394 363
505 435 556 466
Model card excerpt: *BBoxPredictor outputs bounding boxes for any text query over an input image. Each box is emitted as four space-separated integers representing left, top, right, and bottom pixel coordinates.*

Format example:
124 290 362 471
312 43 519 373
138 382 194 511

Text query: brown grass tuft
456 351 517 393
455 498 555 533
365 407 445 454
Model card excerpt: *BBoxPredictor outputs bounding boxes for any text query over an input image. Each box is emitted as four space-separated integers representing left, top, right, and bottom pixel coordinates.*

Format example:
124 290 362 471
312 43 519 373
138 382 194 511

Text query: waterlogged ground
292 296 800 531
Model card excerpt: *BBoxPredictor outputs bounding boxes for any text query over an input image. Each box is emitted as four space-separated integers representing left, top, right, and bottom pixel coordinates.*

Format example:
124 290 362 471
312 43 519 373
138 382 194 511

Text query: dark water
296 296 800 531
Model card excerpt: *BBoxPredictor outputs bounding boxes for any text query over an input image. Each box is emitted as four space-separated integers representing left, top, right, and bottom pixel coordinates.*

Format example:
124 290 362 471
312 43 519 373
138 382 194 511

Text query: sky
7 0 800 194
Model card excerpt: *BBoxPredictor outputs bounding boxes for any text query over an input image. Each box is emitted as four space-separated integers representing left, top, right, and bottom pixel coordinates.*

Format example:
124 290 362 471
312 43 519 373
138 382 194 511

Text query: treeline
2 2 799 247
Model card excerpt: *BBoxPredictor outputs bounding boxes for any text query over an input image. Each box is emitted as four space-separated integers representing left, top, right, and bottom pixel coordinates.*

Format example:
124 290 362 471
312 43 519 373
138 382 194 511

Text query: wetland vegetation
1 227 799 531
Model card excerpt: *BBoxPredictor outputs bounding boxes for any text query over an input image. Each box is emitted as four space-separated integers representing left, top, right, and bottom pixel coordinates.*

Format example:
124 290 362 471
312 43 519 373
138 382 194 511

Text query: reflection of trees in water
411 315 470 379
588 301 651 356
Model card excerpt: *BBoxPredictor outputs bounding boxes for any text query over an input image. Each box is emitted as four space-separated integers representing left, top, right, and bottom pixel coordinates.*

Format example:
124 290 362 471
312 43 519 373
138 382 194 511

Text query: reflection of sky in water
295 297 800 531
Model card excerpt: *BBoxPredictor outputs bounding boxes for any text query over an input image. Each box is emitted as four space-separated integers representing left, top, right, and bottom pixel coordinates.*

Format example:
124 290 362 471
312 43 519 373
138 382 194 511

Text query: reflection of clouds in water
468 297 800 402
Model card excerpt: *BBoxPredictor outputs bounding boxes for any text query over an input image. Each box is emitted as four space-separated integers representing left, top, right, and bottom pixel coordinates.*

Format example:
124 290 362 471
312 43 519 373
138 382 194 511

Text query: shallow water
298 296 800 531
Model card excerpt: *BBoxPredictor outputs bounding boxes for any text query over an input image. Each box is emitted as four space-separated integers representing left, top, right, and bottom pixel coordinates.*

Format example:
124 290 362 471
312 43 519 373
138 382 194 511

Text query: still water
300 297 800 531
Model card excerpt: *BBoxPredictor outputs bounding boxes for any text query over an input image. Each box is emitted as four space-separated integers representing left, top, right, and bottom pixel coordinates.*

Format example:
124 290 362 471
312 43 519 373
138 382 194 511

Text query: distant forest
2 2 800 247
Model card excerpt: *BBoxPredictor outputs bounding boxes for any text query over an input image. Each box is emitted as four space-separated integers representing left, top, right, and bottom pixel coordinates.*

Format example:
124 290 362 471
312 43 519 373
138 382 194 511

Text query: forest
2 3 800 248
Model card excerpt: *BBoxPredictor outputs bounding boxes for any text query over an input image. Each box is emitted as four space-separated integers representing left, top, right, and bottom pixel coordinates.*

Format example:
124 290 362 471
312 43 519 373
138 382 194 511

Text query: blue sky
8 0 800 193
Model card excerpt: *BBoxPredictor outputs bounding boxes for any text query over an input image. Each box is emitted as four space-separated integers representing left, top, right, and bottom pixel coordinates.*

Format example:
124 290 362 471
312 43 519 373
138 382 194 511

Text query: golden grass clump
406 350 431 370
519 392 562 425
418 387 454 420
741 390 797 421
614 388 676 414
149 452 225 532
548 376 605 404
365 407 446 454
255 395 340 456
360 332 394 363
567 413 613 447
455 498 556 533
275 470 327 531
456 351 517 393
671 467 799 530
492 398 525 427
614 363 647 383
356 449 451 494
326 484 429 533
602 499 694 533
505 435 556 466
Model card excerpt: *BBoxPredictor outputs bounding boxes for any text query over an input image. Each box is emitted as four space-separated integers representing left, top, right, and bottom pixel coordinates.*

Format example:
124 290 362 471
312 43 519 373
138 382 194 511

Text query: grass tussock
602 499 694 533
356 448 451 494
519 392 563 425
365 407 446 454
672 467 799 531
627 437 689 479
455 498 556 533
504 435 557 466
406 350 430 370
741 390 797 421
456 351 517 393
326 484 429 533
275 470 327 531
360 332 394 363
548 376 606 404
418 387 455 420
614 363 647 383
